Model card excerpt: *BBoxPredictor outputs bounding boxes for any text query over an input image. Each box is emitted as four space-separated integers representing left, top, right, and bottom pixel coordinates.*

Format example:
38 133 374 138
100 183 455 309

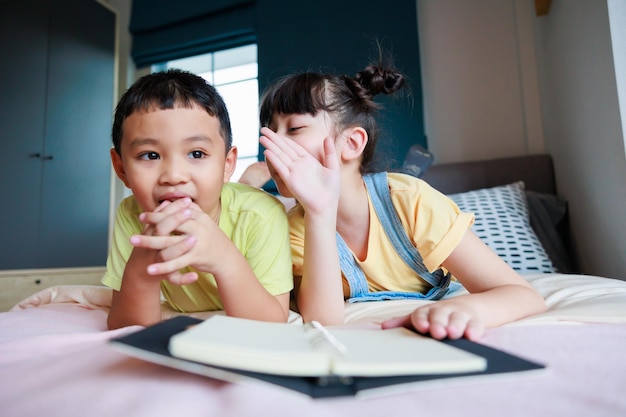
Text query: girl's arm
260 130 345 324
382 230 547 340
260 128 344 325
296 208 345 324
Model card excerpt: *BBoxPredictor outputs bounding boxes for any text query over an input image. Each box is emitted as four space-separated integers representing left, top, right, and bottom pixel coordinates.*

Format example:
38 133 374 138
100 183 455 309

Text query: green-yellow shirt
288 172 474 297
102 182 293 312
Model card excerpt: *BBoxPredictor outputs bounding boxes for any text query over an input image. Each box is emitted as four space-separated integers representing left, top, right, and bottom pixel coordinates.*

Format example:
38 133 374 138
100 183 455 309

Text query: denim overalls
336 172 463 303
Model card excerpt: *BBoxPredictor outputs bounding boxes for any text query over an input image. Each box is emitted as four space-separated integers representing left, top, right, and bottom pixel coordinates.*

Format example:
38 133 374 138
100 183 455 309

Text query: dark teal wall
255 0 425 170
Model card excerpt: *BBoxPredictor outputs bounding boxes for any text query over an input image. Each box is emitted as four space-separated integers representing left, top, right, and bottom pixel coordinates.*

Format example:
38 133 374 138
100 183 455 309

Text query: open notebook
110 316 546 398
167 315 487 377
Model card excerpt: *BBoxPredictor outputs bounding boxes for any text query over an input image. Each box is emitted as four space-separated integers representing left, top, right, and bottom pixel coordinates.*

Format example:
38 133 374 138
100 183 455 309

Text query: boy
103 69 293 329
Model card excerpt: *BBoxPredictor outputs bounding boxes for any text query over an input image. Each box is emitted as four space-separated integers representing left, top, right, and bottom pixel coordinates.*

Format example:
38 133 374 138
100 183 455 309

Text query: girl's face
266 111 335 196
111 105 236 217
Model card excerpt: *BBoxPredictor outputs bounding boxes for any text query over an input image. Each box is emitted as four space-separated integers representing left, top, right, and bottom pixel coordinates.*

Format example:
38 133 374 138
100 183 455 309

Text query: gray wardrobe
0 0 115 269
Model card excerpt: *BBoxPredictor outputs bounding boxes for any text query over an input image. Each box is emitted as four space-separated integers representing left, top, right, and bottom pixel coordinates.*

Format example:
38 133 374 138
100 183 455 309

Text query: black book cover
110 316 545 399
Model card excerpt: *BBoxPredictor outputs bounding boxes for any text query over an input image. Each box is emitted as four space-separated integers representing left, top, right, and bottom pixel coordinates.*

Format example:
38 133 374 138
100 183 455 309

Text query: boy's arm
104 201 164 329
135 201 292 322
141 231 291 322
203 206 292 322
200 206 292 321
210 243 291 322
105 199 197 330
107 248 164 329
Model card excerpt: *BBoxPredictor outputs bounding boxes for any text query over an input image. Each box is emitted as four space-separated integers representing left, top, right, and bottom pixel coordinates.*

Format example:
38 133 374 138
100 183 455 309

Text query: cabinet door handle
29 153 41 158
42 155 53 160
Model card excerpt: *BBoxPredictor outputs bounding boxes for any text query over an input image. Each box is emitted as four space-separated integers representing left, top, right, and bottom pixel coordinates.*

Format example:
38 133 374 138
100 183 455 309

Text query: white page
169 316 331 376
169 316 486 377
328 327 487 376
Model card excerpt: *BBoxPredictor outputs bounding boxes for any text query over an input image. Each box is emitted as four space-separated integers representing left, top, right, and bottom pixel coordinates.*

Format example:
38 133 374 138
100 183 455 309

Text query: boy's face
111 105 236 215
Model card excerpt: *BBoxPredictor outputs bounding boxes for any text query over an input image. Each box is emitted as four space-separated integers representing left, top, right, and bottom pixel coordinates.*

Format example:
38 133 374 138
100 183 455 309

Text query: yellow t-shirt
288 172 474 297
102 182 293 312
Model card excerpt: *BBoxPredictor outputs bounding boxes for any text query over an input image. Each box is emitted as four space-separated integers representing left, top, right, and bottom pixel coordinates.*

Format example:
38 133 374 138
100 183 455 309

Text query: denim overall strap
364 173 442 287
337 172 458 302
336 234 370 298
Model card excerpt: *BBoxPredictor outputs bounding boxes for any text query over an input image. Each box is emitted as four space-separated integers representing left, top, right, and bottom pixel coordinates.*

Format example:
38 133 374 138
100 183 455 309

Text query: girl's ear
223 146 238 183
110 148 131 188
340 127 368 162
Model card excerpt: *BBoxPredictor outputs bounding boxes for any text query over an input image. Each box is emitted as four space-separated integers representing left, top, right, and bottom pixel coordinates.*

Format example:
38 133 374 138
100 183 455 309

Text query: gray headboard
421 154 556 195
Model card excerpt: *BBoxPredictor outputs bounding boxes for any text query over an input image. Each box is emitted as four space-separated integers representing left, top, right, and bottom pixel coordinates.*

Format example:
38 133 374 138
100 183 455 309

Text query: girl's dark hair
111 69 232 155
259 61 405 173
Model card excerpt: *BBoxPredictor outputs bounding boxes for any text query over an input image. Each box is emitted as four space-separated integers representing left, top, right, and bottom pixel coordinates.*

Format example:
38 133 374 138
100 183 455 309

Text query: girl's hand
381 299 485 341
260 127 340 215
385 231 544 340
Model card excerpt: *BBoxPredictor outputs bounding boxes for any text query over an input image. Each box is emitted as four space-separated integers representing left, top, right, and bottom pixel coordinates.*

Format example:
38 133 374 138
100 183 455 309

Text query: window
154 44 260 182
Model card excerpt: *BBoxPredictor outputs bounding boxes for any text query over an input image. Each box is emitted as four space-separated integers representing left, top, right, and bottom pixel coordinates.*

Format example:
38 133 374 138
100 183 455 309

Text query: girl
259 60 546 340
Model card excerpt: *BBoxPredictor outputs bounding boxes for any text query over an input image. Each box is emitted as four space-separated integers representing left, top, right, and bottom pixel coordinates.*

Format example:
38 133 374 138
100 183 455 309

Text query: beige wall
418 0 545 163
534 0 626 279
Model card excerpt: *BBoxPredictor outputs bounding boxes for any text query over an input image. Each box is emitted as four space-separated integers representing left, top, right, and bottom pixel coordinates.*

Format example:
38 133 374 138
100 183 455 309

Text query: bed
1 154 625 417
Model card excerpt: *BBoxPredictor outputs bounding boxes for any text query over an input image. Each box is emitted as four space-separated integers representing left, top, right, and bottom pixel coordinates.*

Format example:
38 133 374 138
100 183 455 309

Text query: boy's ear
110 148 131 188
340 127 368 162
223 146 238 183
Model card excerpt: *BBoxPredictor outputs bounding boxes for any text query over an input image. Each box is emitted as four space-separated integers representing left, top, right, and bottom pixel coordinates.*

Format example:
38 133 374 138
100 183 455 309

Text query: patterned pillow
448 181 556 274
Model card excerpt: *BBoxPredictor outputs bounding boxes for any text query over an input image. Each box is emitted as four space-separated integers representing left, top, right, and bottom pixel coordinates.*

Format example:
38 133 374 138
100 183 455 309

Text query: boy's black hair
111 69 232 155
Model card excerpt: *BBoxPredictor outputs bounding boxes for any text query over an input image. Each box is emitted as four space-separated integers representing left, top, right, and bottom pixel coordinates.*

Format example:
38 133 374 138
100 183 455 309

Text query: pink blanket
1 280 626 417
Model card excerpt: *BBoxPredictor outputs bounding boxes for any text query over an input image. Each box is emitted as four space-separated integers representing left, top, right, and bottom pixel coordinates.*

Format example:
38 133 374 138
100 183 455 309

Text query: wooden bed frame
421 154 556 195
0 267 105 312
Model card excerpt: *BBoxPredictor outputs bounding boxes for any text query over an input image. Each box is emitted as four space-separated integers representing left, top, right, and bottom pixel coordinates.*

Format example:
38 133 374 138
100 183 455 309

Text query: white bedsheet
1 273 626 417
341 273 626 325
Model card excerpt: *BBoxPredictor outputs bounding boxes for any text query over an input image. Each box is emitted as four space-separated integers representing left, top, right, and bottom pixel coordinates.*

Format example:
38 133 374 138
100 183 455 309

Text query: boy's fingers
160 271 198 285
153 197 191 213
140 199 192 224
146 252 197 277
130 234 188 250
140 207 193 236
171 272 199 285
157 235 197 261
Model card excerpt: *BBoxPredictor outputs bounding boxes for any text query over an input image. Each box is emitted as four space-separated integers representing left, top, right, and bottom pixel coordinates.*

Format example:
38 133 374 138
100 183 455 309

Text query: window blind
129 0 256 68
